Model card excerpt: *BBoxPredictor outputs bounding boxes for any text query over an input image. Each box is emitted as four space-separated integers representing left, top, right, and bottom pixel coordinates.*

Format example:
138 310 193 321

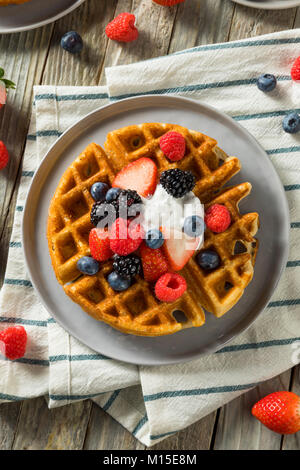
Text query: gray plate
22 95 289 366
0 0 85 34
232 0 300 9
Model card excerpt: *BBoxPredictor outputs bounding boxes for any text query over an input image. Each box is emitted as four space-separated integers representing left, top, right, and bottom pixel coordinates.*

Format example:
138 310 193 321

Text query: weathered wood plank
84 402 145 450
213 371 291 450
13 397 92 450
282 365 300 450
0 402 22 450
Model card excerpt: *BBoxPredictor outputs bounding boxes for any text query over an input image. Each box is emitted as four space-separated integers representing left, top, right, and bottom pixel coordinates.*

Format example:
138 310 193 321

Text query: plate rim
21 94 290 365
232 0 300 9
0 0 85 34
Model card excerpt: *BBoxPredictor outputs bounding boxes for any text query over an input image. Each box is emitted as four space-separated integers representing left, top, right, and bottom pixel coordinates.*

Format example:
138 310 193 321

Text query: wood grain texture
0 0 299 450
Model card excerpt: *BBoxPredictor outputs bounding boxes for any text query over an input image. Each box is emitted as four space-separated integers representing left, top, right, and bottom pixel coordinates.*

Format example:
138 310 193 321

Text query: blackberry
90 200 118 227
90 189 143 227
160 169 195 198
113 255 142 278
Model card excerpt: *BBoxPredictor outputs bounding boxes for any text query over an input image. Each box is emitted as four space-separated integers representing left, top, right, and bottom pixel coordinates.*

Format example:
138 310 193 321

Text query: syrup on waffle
47 124 259 336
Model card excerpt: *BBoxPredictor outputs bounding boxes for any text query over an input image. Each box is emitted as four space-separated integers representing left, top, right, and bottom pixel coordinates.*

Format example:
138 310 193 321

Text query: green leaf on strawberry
0 68 16 90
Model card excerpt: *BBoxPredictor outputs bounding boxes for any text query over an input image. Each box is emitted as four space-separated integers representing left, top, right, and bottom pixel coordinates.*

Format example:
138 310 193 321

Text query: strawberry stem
0 68 16 90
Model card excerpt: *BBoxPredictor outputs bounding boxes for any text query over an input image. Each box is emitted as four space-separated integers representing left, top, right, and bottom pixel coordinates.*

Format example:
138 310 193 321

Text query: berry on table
145 229 164 249
159 131 186 161
107 271 131 292
0 83 6 109
105 13 138 43
90 182 109 201
61 31 83 54
113 254 141 278
282 112 300 134
160 168 195 198
0 67 16 109
153 0 185 6
109 218 144 256
0 141 9 170
256 74 277 92
112 157 157 198
0 325 27 360
106 187 121 203
155 273 187 303
205 204 231 233
252 391 300 435
140 243 168 282
196 249 220 271
89 228 113 262
77 256 100 275
291 56 300 82
183 215 205 238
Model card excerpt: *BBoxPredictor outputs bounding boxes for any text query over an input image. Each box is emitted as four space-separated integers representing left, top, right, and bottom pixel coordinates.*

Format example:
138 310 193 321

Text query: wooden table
0 0 299 451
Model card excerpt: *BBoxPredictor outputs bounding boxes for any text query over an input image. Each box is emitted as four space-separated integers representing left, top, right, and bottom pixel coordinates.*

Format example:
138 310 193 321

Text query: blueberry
106 187 121 203
91 182 109 201
282 112 300 134
196 250 220 271
256 74 277 92
145 229 164 249
183 215 205 238
107 271 131 292
77 256 99 275
61 31 83 54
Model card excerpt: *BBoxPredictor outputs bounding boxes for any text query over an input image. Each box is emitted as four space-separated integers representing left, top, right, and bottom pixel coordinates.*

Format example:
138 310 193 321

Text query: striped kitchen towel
1 28 300 447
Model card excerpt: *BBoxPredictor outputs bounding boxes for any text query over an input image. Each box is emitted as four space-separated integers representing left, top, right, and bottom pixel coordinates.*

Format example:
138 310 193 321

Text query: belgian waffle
47 124 259 336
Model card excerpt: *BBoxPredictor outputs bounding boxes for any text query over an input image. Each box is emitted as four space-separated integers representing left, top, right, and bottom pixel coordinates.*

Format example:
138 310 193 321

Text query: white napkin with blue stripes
1 28 300 447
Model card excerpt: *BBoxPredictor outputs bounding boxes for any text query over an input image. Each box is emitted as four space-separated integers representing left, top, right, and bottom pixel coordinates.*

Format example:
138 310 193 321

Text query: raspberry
110 218 144 256
0 141 9 170
205 204 231 233
159 131 186 162
140 243 168 282
105 13 138 43
153 0 185 6
155 273 187 303
291 56 300 82
0 326 27 360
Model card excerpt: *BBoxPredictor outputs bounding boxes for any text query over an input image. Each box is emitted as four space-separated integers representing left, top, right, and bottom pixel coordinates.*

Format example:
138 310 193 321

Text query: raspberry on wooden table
105 13 138 43
0 141 9 170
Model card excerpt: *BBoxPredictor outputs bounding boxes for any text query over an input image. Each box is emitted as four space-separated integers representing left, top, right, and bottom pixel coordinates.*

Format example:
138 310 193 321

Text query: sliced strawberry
161 227 199 271
0 83 6 109
140 243 168 282
89 228 113 261
112 157 157 197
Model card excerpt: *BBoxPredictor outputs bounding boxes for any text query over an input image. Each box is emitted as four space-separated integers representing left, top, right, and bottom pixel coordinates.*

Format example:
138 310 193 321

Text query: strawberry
0 68 16 109
155 272 186 302
153 0 185 5
110 218 144 256
0 141 9 170
252 391 300 435
89 228 113 261
0 326 27 360
291 56 300 82
112 157 157 198
161 227 199 271
140 243 168 282
0 83 6 109
105 13 139 43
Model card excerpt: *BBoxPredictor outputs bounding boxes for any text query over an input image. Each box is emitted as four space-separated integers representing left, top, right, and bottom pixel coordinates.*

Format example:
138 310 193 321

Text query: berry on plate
159 131 186 161
90 182 109 202
196 249 220 271
108 271 131 292
140 243 168 282
112 157 157 197
155 273 187 303
153 0 185 6
183 215 205 238
145 229 164 249
205 204 231 233
89 228 113 261
0 326 27 360
161 227 199 271
77 256 100 275
113 254 141 278
110 218 144 256
291 56 300 82
61 31 83 54
0 141 9 170
252 391 300 435
256 74 277 92
282 112 300 134
105 13 138 43
160 168 195 198
0 68 16 109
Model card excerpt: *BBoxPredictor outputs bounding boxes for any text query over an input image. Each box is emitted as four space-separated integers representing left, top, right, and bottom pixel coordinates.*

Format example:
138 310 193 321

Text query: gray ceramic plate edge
0 0 85 34
22 95 290 365
232 0 300 9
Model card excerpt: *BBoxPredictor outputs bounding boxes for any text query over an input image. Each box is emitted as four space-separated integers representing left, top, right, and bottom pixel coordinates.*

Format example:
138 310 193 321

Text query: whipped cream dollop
140 184 205 248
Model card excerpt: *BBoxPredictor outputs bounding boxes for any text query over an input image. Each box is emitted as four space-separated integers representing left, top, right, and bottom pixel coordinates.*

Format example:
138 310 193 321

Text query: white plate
22 95 289 366
232 0 300 9
0 0 85 34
